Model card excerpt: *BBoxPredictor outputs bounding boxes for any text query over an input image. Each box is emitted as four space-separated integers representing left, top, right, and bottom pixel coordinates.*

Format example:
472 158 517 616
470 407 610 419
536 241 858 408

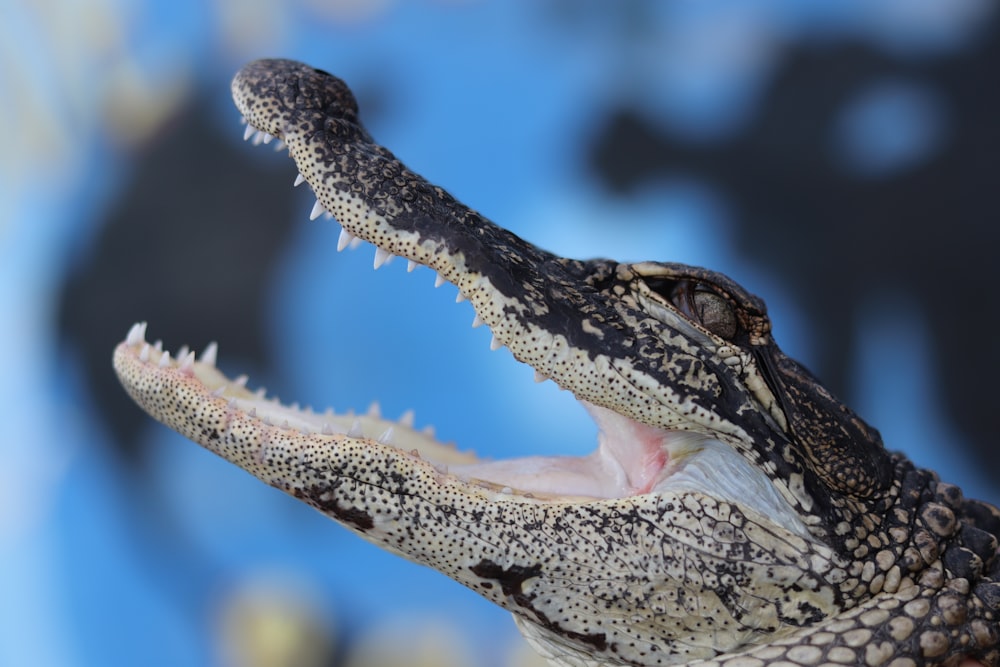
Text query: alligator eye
691 289 738 340
643 278 740 340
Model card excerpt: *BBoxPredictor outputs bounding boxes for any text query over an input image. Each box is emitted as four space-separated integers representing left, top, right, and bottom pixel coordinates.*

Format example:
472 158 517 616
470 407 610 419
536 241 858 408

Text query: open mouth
114 61 809 540
112 114 720 506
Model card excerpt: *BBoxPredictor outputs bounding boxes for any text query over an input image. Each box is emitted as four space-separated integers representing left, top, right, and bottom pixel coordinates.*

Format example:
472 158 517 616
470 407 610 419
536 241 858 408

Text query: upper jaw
227 59 815 513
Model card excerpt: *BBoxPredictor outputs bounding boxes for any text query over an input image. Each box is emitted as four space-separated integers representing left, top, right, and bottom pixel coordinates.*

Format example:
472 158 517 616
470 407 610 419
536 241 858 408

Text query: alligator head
113 59 1000 667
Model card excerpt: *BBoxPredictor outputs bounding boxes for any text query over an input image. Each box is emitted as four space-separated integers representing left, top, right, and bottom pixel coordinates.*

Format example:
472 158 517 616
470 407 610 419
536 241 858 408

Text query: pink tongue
447 401 671 499
583 401 670 495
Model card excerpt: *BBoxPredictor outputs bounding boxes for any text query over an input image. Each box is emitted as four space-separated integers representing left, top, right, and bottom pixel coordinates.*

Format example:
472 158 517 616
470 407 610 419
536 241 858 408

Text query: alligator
113 59 1000 667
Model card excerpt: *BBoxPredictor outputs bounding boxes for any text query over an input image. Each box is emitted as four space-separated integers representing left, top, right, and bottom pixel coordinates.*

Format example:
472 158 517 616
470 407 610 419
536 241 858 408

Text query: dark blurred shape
588 19 1000 473
58 96 298 464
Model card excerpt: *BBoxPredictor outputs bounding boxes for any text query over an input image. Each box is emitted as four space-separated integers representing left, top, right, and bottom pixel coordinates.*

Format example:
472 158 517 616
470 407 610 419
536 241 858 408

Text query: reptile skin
112 59 1000 667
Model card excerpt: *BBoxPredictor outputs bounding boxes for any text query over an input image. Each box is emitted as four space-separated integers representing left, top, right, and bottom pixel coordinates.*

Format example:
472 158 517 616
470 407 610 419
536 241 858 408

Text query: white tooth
534 370 546 383
177 345 190 360
422 425 436 437
434 273 446 288
211 385 226 397
139 343 150 362
234 374 249 388
337 227 356 252
373 247 391 269
471 314 483 328
294 173 306 187
309 200 326 220
179 350 196 372
240 116 247 125
281 420 290 429
490 335 503 351
158 351 172 368
455 291 466 303
227 397 236 408
367 402 381 418
273 140 286 152
322 423 334 435
254 387 266 399
248 408 257 418
262 416 273 426
252 130 267 145
349 237 363 250
261 132 273 145
153 340 163 352
126 322 147 346
407 260 418 272
348 419 363 437
377 427 394 444
399 409 415 427
201 342 218 366
243 124 255 141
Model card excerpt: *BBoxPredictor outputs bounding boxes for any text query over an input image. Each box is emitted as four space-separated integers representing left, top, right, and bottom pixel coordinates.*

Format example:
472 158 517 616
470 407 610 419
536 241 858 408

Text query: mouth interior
160 336 698 501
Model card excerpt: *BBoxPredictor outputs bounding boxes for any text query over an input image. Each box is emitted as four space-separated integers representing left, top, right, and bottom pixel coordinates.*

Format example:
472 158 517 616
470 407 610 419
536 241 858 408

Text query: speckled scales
113 59 999 667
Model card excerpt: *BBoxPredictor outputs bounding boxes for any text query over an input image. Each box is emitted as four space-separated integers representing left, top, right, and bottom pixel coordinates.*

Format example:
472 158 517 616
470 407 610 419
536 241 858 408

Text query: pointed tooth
490 335 503 351
422 425 436 437
227 397 236 408
177 345 190 360
309 200 326 221
139 343 150 362
281 420 290 430
243 124 255 141
153 340 163 352
248 407 257 418
534 370 546 383
251 130 268 145
455 291 466 303
126 322 147 346
294 173 306 187
367 402 381 418
322 423 334 435
399 409 415 428
262 416 273 426
373 247 391 269
406 259 418 273
200 342 218 366
348 419 363 437
158 350 172 368
337 227 356 252
232 374 248 388
179 350 196 372
273 140 286 152
377 427 394 444
211 385 226 397
240 116 248 125
434 273 446 288
261 132 273 145
471 314 484 328
349 236 363 250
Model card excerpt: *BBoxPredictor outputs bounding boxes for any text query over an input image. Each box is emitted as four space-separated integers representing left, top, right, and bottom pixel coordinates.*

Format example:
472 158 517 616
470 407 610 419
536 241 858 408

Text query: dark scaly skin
113 59 1000 667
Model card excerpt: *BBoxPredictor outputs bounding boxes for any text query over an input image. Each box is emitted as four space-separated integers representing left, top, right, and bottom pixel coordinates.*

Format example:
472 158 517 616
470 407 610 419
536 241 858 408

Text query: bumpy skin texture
114 59 1000 667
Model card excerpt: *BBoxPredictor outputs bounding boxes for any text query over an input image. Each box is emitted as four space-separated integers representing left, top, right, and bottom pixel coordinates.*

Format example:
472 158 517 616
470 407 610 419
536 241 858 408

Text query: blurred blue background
2 1 998 665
